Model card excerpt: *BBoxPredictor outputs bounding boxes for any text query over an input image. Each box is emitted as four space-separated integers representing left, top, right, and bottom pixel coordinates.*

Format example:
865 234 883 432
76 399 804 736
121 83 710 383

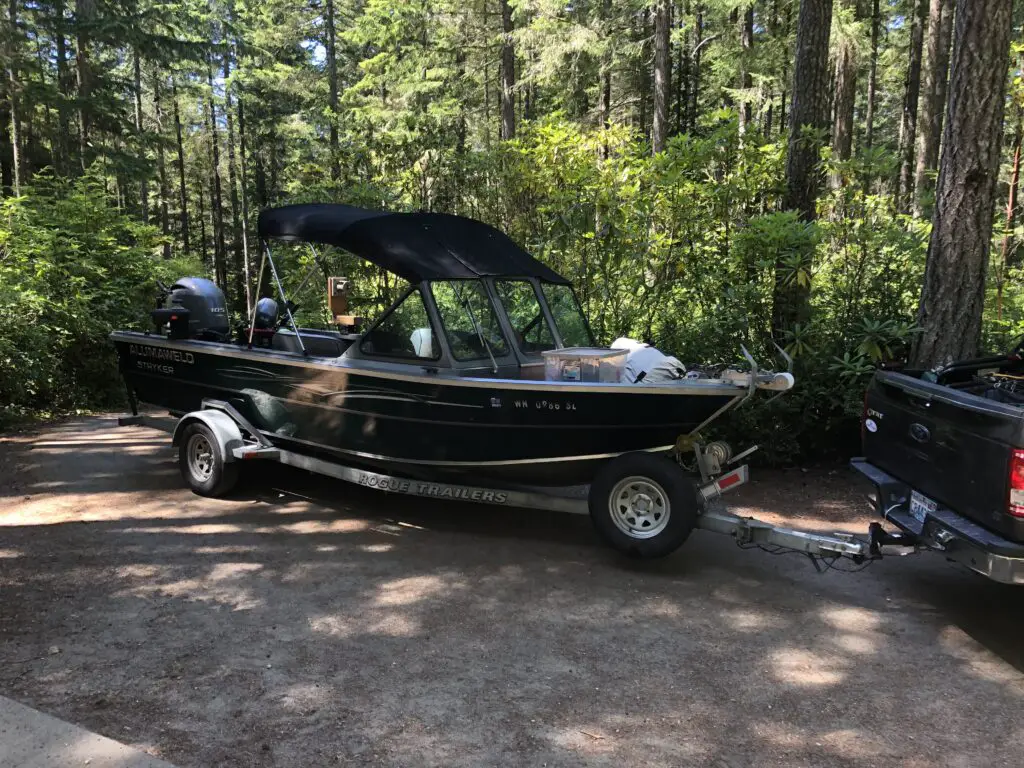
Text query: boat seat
272 328 346 358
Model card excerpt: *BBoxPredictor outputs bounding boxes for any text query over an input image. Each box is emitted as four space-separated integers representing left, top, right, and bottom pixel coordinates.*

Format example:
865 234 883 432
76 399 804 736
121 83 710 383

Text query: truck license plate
909 491 937 523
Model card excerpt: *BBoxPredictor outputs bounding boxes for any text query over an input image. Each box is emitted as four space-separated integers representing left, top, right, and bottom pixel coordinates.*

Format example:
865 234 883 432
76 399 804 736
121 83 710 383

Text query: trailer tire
178 422 239 497
589 452 699 558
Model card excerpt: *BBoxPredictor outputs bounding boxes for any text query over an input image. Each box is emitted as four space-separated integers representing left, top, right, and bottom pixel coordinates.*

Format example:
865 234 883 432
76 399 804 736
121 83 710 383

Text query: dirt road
2 416 1023 767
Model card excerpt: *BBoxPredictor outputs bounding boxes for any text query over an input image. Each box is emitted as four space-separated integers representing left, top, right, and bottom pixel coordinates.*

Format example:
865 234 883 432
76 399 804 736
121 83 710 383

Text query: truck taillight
1009 450 1024 518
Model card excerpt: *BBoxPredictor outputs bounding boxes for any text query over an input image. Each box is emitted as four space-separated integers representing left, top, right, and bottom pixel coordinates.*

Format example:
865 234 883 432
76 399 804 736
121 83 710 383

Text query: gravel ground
2 416 1024 767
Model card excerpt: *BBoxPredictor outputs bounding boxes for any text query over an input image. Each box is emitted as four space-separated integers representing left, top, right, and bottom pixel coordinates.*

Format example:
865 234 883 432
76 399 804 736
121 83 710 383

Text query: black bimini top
257 203 569 285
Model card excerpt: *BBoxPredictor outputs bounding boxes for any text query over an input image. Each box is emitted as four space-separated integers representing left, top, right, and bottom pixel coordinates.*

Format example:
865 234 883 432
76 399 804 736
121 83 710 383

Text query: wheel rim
608 475 671 539
187 433 215 482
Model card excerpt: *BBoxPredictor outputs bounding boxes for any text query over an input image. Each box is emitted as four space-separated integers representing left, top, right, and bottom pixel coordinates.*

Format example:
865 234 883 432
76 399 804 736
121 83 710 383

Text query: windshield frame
539 281 596 348
429 278 513 365
492 278 561 357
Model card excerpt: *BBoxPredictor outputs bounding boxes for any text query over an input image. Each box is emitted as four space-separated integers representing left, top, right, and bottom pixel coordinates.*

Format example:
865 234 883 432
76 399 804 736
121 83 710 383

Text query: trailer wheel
589 452 699 558
178 422 238 497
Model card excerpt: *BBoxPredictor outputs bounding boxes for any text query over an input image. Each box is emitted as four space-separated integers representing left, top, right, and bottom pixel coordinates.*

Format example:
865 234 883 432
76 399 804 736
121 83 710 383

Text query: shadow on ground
1 416 1023 767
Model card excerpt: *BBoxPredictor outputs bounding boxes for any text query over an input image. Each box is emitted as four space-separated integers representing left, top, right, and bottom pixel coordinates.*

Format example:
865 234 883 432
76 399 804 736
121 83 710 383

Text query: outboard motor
152 277 230 341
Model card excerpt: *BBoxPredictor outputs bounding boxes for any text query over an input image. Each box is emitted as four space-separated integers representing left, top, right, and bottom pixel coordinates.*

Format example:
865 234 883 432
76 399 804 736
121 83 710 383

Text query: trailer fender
172 410 245 462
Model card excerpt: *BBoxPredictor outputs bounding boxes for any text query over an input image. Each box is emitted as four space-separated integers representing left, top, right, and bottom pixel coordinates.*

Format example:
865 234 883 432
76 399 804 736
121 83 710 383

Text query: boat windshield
431 280 509 362
494 279 557 354
540 283 595 347
359 288 439 360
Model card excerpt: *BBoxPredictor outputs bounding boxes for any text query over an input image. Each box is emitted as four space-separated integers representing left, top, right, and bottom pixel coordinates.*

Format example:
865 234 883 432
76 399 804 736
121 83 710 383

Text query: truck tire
588 452 700 558
178 422 239 497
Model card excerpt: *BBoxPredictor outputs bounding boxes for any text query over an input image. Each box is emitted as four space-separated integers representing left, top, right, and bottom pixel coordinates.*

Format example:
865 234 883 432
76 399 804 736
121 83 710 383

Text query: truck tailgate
864 371 1024 542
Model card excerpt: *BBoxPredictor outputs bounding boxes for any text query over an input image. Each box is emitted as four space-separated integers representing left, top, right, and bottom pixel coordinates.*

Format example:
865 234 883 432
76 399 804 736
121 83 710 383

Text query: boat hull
112 332 741 484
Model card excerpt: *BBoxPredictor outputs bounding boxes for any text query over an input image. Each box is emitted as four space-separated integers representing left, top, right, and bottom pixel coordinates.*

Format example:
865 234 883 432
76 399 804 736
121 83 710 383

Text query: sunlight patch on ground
769 648 847 687
118 563 265 611
360 543 394 553
375 575 460 607
0 548 21 558
820 606 881 632
721 608 783 632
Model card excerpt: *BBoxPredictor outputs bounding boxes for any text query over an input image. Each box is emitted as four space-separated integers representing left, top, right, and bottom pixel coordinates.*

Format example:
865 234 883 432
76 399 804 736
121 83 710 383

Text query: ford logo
909 423 931 443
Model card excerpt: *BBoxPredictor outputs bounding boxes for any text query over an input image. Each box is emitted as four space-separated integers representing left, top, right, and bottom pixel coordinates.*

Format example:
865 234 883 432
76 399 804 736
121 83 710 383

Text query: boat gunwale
110 330 747 397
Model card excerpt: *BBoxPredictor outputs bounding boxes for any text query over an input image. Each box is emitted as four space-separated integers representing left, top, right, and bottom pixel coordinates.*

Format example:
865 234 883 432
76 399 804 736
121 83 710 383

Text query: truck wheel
178 422 238 497
588 452 700 558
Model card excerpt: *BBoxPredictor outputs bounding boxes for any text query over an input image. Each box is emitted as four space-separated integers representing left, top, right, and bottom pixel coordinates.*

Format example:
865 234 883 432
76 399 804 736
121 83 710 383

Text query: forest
0 0 1021 461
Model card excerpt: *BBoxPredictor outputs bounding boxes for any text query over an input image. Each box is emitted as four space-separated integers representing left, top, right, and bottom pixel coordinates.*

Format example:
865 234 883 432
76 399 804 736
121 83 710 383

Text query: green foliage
0 173 200 426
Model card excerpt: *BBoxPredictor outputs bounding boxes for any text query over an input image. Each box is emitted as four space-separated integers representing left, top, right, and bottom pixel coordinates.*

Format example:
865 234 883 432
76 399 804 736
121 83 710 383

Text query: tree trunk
772 0 833 337
652 0 671 152
152 71 171 259
53 0 69 174
134 50 148 221
675 0 688 134
863 0 880 149
237 91 252 315
911 0 1013 367
688 5 703 132
738 3 754 136
223 49 244 310
912 0 954 219
499 0 515 140
172 81 190 254
6 0 21 195
75 0 94 168
829 6 856 188
196 176 208 268
897 0 927 210
207 60 226 293
324 0 340 178
997 123 1021 320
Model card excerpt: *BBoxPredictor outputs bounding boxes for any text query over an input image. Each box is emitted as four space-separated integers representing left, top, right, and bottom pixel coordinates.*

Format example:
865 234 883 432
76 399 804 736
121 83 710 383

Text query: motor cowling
162 277 230 341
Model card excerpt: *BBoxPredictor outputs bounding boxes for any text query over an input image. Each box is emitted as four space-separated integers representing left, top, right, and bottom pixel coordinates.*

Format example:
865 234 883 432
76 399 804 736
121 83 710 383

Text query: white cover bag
611 337 687 384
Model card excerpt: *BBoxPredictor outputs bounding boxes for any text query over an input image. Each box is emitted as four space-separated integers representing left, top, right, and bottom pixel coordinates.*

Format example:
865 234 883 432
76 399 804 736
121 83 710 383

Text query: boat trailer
121 400 902 568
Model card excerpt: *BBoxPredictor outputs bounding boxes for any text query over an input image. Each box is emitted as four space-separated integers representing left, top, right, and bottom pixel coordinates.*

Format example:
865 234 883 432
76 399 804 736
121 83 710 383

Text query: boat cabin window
431 280 510 362
494 279 556 354
359 288 439 360
541 283 595 347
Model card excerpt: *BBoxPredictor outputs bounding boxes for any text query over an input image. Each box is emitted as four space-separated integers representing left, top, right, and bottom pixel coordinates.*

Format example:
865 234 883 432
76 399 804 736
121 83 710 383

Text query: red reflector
170 315 178 320
718 471 742 490
1009 450 1024 518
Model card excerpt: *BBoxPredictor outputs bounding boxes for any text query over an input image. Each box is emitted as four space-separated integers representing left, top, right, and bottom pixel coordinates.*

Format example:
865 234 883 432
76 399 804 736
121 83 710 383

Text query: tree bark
324 0 340 178
772 0 833 337
152 71 171 259
499 0 515 141
911 0 954 219
6 0 21 195
652 0 671 152
911 0 1013 367
206 60 226 293
863 0 880 149
737 4 754 136
134 50 148 221
897 0 927 210
172 81 189 254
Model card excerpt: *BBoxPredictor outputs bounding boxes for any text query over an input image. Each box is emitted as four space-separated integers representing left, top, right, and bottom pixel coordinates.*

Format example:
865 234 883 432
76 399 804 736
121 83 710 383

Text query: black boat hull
113 333 740 484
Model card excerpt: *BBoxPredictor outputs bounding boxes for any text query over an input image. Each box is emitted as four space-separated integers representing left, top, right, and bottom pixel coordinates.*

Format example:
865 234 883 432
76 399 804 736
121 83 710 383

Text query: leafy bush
0 172 200 426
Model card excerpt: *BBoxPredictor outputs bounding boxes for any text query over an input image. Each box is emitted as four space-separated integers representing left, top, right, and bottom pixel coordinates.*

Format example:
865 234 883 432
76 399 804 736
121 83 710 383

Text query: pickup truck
852 353 1024 584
